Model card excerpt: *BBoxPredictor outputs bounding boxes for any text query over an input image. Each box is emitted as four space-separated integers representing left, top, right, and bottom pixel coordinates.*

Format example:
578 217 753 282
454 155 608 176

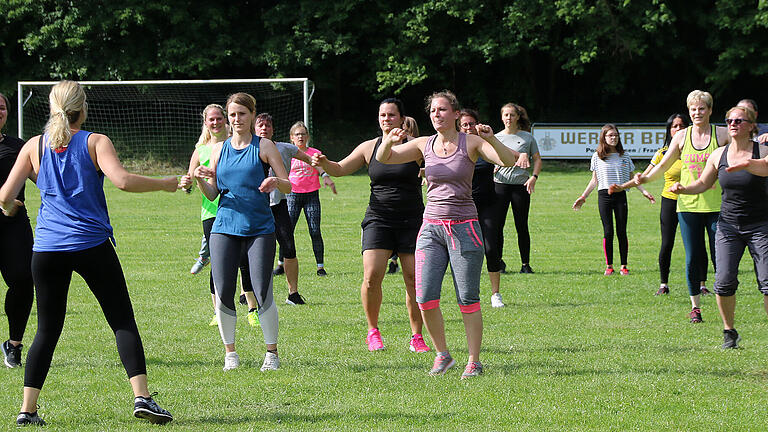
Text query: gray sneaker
2 340 22 368
261 352 280 371
428 353 455 376
133 393 173 424
190 257 209 274
722 329 740 349
461 361 484 379
17 411 45 426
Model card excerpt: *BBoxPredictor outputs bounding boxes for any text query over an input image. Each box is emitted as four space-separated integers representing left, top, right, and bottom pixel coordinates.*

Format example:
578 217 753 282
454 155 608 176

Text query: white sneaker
223 352 240 371
260 352 280 371
190 257 210 274
491 292 505 308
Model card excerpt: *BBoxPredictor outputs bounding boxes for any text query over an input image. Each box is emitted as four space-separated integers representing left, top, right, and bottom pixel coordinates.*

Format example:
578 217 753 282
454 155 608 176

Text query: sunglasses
725 118 750 126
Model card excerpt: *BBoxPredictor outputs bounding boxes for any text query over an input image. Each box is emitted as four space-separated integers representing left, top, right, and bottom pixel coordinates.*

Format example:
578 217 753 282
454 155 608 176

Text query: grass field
1 169 766 431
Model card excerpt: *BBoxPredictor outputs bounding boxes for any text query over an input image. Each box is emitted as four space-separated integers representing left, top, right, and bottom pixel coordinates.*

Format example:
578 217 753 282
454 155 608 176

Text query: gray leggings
210 232 278 345
714 220 768 296
414 219 484 313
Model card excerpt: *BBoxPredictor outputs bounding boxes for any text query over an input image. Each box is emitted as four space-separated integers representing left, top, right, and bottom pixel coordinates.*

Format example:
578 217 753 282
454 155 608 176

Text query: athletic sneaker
208 315 218 326
260 352 280 371
272 265 285 276
16 411 45 426
619 267 629 276
387 261 398 274
604 268 615 276
519 264 534 274
409 334 431 353
285 292 306 305
722 329 740 349
247 310 259 327
223 352 240 371
461 361 484 379
2 340 22 368
190 256 209 275
491 292 505 308
700 287 712 296
239 293 247 305
317 268 328 276
655 285 670 296
689 307 703 323
429 353 456 376
366 328 385 351
133 393 173 425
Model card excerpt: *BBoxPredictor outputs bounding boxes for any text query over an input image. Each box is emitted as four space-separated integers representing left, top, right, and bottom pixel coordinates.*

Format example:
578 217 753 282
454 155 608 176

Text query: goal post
17 78 314 165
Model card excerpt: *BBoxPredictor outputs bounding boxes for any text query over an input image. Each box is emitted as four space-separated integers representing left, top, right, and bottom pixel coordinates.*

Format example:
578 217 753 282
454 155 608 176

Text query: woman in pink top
376 91 519 379
284 121 336 276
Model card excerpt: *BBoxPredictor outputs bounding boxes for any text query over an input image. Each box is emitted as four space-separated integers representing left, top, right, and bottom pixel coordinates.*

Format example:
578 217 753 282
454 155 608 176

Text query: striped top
590 152 635 191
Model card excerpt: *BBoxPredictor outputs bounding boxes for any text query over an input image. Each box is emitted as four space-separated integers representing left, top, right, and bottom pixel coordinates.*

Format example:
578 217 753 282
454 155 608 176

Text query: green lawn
1 170 766 431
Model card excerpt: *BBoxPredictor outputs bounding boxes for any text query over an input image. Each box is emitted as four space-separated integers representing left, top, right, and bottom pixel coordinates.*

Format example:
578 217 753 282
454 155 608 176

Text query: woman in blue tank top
0 80 182 426
193 92 290 372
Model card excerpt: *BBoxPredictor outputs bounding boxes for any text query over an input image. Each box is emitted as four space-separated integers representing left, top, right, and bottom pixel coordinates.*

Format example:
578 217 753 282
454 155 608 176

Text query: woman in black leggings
0 92 34 370
0 81 182 426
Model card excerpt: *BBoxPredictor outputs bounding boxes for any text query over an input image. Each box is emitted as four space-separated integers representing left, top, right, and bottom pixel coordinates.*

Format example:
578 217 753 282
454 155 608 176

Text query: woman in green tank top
616 90 730 324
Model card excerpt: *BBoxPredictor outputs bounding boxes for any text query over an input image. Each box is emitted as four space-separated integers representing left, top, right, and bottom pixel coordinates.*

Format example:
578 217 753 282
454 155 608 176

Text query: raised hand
194 165 215 179
475 124 494 140
383 128 407 145
668 182 685 194
608 184 624 194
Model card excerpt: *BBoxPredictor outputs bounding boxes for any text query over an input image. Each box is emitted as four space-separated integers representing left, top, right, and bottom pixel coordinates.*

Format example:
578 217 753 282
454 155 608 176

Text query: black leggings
474 197 500 272
490 183 531 265
25 241 146 389
272 200 297 259
598 190 628 266
203 217 253 294
0 217 34 342
284 190 324 265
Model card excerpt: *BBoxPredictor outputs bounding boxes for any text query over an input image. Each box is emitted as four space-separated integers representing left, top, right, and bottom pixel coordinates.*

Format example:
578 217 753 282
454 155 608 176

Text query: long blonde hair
195 104 228 148
44 80 87 150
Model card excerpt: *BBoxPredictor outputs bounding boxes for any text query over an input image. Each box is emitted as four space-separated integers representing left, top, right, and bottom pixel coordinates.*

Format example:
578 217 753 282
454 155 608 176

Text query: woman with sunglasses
668 105 768 348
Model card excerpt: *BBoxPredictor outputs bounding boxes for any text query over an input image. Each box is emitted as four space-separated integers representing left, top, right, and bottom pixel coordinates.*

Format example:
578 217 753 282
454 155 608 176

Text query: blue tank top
212 136 275 236
34 130 114 252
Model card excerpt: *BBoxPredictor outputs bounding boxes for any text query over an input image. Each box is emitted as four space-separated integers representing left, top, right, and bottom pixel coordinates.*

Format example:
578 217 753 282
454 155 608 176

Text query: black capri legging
0 215 34 342
474 198 500 272
284 190 324 265
489 183 531 266
271 199 297 260
598 190 628 266
658 196 710 285
25 240 146 389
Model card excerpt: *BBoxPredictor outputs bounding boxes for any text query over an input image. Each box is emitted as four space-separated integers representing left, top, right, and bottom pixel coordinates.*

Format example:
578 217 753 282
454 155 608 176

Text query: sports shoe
722 329 740 349
247 309 259 327
366 328 385 351
461 361 484 379
317 268 327 276
223 352 240 371
619 267 629 276
491 292 505 308
387 261 398 274
409 334 431 353
429 353 456 376
190 257 209 275
239 293 247 305
604 267 615 276
285 292 306 305
655 285 670 295
700 287 712 296
133 393 173 425
272 265 285 276
16 411 45 426
260 352 280 371
689 307 703 323
2 340 22 368
520 264 534 274
208 315 218 326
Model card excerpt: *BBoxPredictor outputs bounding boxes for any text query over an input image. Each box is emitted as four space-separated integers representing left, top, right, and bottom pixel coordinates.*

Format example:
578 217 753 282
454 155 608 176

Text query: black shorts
360 215 421 254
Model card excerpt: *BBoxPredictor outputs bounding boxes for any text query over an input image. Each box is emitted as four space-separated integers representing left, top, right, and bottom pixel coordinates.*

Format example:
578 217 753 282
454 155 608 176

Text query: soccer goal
17 78 314 165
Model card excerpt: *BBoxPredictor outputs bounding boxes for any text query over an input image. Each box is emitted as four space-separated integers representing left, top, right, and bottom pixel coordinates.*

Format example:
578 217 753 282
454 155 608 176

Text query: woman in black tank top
670 105 768 349
311 98 431 353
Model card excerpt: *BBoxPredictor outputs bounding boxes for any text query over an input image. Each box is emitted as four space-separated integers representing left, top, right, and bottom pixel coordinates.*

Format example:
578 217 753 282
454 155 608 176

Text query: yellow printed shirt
650 147 682 201
677 125 721 213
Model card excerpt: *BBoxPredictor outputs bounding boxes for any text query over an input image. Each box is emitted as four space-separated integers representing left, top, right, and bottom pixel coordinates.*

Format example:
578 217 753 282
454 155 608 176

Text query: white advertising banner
531 123 666 159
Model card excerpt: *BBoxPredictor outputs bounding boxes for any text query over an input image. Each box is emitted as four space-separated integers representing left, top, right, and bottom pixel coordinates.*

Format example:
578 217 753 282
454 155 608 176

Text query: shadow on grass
184 409 455 426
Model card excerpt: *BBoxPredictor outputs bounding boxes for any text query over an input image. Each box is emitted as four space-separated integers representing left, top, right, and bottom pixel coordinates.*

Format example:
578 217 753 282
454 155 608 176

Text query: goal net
17 79 314 165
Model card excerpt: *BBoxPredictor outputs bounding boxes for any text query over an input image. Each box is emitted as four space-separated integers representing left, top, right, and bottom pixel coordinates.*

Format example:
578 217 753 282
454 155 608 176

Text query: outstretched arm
0 138 36 216
93 134 178 193
668 148 720 195
474 124 518 166
375 129 423 164
312 139 371 177
259 139 292 194
572 171 597 210
725 144 768 176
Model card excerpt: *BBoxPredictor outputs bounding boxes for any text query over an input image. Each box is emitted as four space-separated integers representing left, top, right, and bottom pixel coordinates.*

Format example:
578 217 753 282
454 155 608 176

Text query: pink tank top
423 132 477 220
289 147 321 193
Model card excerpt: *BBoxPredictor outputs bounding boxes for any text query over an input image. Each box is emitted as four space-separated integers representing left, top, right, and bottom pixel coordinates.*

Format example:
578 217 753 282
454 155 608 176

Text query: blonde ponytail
43 81 86 150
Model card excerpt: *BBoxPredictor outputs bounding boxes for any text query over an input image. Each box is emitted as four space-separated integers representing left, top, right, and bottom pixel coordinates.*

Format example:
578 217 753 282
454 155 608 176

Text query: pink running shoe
619 267 629 276
366 328 385 351
604 268 615 276
409 334 431 353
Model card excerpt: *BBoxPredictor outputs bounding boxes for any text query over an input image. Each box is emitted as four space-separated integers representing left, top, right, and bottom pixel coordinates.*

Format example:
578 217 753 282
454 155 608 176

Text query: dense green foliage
1 1 766 144
1 172 766 431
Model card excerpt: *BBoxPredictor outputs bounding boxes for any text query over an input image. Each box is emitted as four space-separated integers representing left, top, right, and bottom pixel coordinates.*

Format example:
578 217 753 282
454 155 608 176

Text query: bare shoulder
715 125 730 145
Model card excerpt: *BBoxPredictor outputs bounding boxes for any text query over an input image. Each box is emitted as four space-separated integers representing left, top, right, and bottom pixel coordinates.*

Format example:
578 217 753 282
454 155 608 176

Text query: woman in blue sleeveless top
0 80 182 426
193 92 291 372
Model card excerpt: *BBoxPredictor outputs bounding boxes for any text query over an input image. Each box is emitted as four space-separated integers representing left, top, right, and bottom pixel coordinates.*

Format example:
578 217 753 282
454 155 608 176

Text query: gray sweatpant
713 219 768 296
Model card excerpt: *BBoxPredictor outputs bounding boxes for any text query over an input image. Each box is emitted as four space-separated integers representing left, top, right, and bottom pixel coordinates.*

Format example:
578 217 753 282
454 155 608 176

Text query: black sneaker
133 393 173 425
689 307 703 323
499 259 507 274
16 411 45 426
700 287 712 296
272 266 285 276
520 264 534 274
722 329 740 349
387 261 398 274
238 294 247 306
2 340 22 368
317 268 327 276
286 292 306 305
